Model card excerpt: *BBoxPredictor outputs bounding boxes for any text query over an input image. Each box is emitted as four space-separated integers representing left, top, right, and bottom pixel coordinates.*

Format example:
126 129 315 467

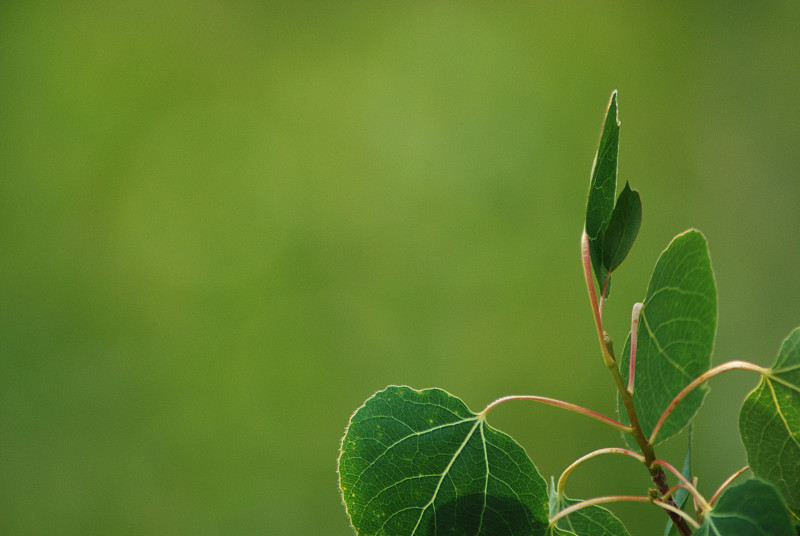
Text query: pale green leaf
739 327 800 515
695 479 794 536
619 230 717 446
338 386 549 536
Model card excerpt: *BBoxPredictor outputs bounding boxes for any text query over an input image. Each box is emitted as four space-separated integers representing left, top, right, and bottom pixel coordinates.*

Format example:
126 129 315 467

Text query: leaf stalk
549 495 651 526
709 466 749 506
556 447 645 497
649 361 769 445
481 395 632 433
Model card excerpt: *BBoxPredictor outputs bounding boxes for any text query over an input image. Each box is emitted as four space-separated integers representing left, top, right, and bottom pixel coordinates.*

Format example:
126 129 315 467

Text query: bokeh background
2 2 799 535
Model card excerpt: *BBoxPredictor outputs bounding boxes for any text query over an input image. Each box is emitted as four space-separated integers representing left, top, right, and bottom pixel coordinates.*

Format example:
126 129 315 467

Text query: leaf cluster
337 93 800 535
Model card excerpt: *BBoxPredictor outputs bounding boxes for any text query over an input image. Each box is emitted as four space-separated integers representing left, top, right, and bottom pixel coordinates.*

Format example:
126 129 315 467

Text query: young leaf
695 479 795 536
618 230 717 446
602 182 642 274
338 386 550 536
585 91 620 289
548 480 631 536
739 327 800 515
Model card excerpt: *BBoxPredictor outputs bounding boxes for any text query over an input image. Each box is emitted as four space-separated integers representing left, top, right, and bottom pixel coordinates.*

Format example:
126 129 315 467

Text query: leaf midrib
766 379 800 452
408 416 483 536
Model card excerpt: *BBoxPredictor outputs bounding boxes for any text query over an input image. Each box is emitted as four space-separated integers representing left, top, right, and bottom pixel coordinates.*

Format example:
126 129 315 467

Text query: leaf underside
696 479 794 536
619 230 717 447
338 386 549 536
739 327 800 516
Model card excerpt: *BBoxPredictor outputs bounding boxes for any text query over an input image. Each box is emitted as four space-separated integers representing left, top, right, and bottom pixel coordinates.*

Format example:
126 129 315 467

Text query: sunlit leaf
619 230 717 447
695 479 794 536
338 386 549 535
740 327 800 515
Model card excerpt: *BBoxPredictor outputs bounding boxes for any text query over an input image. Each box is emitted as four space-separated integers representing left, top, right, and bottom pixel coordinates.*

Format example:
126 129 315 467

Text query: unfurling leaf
338 386 549 536
619 230 717 447
739 327 800 516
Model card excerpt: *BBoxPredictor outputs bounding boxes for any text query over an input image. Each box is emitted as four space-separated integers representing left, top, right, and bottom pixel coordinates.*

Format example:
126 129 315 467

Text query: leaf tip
609 90 620 125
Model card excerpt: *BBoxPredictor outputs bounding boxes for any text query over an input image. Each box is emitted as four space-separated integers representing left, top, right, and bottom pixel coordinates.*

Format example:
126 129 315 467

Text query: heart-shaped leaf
585 91 620 290
338 386 550 536
739 327 800 515
619 230 717 446
695 479 794 536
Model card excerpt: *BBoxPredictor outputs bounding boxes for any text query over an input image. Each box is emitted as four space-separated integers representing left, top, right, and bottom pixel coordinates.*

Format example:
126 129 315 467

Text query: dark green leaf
585 90 620 289
695 479 794 536
739 327 800 515
619 230 717 447
338 386 549 536
665 425 693 536
602 181 642 274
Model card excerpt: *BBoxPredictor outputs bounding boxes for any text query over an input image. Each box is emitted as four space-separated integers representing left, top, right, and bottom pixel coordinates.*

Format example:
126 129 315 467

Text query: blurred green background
2 2 799 535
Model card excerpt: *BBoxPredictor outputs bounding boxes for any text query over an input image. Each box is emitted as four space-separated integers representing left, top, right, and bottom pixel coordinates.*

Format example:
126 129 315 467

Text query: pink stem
709 466 750 505
581 231 604 345
557 447 645 496
627 303 643 394
648 361 768 445
652 458 710 512
599 274 611 319
549 495 650 526
482 395 632 433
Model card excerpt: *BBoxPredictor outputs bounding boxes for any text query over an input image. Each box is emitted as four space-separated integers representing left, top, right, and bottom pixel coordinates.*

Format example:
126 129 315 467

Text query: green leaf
695 479 795 536
585 90 620 289
619 230 717 446
602 181 642 274
548 481 631 536
739 327 800 515
546 526 577 536
665 425 693 536
338 386 549 536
